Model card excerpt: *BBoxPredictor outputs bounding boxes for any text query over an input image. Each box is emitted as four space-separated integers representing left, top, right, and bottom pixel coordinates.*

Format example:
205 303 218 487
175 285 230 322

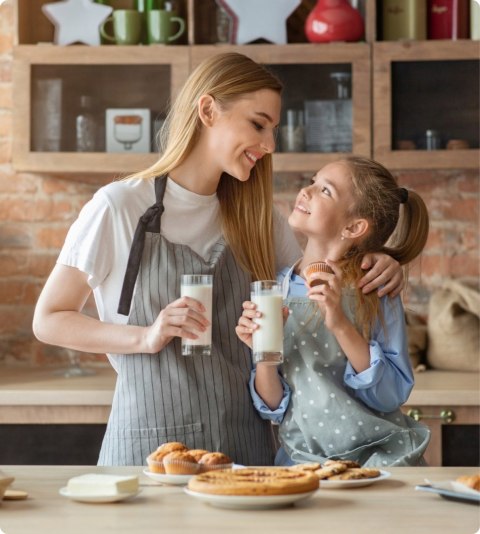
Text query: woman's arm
33 264 209 355
358 253 404 298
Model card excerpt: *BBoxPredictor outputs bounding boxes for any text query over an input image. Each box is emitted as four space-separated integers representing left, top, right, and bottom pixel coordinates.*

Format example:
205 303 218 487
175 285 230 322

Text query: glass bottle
280 110 305 152
76 95 97 152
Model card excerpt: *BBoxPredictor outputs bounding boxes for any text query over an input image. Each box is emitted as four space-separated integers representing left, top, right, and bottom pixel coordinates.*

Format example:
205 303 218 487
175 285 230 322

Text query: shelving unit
373 40 480 170
11 0 480 179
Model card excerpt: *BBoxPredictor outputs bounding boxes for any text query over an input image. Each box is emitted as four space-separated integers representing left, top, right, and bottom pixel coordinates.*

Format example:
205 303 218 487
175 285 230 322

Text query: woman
33 53 403 466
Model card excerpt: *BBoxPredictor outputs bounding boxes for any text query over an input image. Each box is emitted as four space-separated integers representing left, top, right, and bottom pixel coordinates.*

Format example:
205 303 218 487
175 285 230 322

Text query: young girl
33 54 404 467
237 156 431 467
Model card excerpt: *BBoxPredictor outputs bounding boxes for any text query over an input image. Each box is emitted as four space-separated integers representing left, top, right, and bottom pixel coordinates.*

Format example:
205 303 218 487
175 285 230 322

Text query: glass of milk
250 280 284 365
180 274 213 356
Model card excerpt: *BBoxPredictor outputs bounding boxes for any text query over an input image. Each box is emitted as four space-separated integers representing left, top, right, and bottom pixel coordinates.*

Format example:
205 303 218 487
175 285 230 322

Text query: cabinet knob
407 408 456 424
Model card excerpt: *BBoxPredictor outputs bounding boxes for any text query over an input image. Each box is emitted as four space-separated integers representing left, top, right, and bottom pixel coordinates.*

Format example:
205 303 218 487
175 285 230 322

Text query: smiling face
288 161 362 257
204 88 281 182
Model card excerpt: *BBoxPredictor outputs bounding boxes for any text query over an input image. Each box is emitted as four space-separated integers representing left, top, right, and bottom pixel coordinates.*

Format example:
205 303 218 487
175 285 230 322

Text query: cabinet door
12 46 190 179
403 405 480 466
191 44 371 173
373 41 480 170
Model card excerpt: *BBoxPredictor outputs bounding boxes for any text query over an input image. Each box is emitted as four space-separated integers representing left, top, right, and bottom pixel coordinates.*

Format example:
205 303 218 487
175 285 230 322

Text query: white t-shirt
58 177 302 325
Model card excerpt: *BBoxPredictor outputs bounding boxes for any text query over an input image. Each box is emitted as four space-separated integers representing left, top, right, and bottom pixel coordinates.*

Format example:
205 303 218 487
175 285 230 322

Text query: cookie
188 467 319 496
313 462 348 480
290 462 322 472
328 468 381 481
323 459 361 469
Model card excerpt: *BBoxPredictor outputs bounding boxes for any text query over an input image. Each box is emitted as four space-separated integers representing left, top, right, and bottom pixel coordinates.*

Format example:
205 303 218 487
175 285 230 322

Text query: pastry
198 452 233 471
163 451 199 475
188 467 319 496
313 462 348 480
303 261 334 287
290 462 322 472
188 449 210 462
456 474 480 491
327 468 380 481
323 459 360 469
147 442 189 473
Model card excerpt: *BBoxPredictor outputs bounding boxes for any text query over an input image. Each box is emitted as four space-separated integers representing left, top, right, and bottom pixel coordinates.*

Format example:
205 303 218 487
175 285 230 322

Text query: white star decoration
42 0 113 46
219 0 301 45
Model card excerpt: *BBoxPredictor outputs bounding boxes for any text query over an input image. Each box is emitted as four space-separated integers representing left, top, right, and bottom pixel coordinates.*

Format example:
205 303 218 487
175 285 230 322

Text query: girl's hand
144 296 210 354
358 253 404 298
307 260 347 331
235 301 260 349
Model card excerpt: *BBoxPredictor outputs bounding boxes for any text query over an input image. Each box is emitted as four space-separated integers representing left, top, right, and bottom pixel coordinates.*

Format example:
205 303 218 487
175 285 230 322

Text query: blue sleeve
343 295 414 413
248 368 291 424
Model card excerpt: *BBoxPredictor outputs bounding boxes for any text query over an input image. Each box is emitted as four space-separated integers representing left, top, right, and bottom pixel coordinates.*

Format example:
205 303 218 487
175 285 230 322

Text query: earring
340 234 346 241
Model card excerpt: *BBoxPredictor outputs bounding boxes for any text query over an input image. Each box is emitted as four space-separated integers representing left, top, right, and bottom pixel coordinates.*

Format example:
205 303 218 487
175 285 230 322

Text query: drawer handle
407 408 456 424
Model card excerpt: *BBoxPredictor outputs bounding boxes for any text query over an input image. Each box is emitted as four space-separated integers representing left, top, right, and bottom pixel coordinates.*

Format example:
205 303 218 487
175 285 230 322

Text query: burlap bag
405 311 428 371
427 279 480 371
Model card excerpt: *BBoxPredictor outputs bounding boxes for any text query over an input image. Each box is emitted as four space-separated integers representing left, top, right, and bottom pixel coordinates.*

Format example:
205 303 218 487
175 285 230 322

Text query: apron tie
117 177 167 316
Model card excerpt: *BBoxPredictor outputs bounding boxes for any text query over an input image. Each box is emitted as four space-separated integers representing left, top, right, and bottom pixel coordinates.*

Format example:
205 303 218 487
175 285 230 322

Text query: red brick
29 255 57 278
34 226 69 249
0 280 40 305
0 307 33 335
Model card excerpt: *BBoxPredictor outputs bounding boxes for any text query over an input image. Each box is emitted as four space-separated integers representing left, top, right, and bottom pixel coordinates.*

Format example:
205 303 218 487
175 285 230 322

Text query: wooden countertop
0 366 478 406
0 466 478 534
0 366 478 424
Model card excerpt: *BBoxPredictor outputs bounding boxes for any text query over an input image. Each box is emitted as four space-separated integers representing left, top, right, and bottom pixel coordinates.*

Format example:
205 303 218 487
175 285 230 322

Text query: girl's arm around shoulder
249 365 291 423
343 294 414 413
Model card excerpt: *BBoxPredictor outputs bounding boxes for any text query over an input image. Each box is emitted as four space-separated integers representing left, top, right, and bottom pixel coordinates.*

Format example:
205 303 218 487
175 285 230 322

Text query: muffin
198 452 233 472
163 451 199 475
303 261 334 287
188 449 210 462
147 441 188 473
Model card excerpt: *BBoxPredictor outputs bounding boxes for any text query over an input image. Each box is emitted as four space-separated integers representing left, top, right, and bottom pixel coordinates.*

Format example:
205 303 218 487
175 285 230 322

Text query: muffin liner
303 261 334 287
199 462 234 473
146 456 166 474
163 458 200 475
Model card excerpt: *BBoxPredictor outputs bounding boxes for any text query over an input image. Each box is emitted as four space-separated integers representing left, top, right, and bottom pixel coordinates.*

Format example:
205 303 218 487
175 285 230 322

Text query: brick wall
0 2 478 367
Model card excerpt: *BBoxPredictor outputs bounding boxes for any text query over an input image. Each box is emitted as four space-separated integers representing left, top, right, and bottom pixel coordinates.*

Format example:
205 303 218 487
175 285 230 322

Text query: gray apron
98 177 275 466
279 276 430 467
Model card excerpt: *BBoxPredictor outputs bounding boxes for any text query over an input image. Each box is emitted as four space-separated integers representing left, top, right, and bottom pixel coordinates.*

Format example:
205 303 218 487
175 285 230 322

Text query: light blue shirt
249 265 414 423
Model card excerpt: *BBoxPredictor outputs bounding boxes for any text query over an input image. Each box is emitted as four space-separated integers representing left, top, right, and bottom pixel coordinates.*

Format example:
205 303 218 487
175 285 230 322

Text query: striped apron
98 176 275 466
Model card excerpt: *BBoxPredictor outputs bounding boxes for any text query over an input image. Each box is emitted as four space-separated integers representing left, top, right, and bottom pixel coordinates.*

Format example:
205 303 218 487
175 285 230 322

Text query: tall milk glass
251 280 284 365
180 274 213 356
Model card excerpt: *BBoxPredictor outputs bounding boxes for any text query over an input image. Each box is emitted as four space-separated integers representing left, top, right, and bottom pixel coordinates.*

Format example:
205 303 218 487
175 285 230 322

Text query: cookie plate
59 487 141 503
319 469 391 489
183 488 317 510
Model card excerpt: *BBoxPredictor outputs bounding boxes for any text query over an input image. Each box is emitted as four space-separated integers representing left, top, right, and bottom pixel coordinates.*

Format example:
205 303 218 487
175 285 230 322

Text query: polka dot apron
278 278 430 467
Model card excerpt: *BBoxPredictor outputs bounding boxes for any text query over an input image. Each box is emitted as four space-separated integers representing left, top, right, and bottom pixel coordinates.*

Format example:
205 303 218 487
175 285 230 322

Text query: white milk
181 283 213 347
251 294 284 355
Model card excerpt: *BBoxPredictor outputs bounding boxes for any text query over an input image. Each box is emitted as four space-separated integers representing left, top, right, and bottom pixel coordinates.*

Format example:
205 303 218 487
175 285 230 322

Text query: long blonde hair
339 156 430 337
127 52 283 281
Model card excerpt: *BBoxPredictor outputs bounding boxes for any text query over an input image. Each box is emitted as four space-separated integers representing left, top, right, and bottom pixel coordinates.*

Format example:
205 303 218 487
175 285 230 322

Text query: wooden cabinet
11 0 480 179
373 40 480 170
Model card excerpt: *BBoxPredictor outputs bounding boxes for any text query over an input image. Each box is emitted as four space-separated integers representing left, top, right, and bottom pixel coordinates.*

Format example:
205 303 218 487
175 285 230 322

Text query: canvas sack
427 279 480 371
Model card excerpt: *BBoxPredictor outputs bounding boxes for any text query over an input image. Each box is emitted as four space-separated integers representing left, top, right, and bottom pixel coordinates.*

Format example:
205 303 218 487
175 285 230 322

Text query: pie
188 467 319 496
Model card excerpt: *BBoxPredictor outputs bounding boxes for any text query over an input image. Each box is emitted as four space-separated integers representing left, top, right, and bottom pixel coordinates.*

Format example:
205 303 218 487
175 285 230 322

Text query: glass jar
76 95 97 152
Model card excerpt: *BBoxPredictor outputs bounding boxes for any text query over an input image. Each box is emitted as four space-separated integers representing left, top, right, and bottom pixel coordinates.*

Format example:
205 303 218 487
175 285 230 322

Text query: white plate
320 469 391 489
142 469 194 486
59 487 141 503
143 464 245 486
183 488 317 510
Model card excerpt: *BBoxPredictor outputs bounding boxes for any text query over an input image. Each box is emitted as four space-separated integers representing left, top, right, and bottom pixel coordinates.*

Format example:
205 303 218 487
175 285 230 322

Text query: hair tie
399 188 409 204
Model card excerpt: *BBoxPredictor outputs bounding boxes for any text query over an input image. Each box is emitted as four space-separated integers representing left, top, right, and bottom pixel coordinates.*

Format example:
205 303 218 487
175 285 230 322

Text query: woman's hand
358 253 404 298
144 296 210 354
307 260 347 332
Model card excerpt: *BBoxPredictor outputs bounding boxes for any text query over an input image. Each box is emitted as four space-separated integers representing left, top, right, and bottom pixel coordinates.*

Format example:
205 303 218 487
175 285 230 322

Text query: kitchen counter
0 366 478 424
0 466 478 533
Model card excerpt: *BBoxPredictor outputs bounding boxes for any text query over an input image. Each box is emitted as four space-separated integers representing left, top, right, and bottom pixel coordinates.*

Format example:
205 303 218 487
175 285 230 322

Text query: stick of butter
66 474 139 496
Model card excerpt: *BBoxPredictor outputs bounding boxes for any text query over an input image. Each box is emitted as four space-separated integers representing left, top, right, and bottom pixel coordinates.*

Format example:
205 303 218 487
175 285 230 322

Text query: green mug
100 10 142 45
147 9 185 44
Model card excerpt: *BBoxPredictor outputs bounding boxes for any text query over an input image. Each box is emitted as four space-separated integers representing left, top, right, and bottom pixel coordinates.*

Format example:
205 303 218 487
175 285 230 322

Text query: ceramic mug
147 9 186 44
100 10 142 45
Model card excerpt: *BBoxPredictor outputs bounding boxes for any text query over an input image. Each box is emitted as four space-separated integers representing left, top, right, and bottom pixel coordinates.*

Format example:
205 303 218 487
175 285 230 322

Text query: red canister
428 0 470 39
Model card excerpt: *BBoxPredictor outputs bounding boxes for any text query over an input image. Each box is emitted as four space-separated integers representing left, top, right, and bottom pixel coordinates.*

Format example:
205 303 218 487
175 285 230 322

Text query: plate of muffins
144 441 235 486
